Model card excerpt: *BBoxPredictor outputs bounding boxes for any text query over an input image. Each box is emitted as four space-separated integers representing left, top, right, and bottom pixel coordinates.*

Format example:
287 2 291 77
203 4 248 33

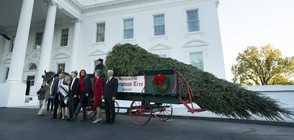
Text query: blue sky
218 0 294 81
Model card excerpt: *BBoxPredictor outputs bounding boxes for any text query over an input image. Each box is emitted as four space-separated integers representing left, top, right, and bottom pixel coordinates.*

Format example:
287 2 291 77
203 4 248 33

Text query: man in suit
102 70 118 124
67 71 79 121
51 72 65 119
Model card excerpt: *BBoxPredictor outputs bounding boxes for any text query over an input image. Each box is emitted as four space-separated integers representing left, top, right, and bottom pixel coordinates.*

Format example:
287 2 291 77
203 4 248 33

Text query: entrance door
25 76 35 95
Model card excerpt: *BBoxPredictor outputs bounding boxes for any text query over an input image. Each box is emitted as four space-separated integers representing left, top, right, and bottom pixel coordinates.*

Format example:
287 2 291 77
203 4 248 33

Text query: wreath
152 74 169 93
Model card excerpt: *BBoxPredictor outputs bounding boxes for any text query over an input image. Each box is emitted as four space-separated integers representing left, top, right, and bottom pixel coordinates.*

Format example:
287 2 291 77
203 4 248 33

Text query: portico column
6 0 34 84
36 2 57 85
69 20 81 71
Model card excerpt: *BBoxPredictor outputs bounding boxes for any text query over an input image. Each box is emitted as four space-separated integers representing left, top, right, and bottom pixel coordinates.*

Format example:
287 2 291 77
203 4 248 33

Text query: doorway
25 76 35 95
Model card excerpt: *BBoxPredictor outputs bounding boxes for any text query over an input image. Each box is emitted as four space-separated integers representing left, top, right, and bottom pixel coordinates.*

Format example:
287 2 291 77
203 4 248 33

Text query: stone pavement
0 108 294 140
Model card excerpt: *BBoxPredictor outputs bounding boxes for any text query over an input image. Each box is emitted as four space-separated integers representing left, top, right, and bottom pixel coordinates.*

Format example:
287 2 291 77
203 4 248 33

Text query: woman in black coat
73 69 92 121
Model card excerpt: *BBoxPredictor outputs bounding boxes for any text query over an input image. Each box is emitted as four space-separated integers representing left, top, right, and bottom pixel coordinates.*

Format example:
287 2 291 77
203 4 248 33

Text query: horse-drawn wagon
90 69 205 126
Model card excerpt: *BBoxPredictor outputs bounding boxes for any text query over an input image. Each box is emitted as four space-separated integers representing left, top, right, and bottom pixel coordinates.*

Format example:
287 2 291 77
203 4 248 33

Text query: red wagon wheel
154 103 173 121
130 98 152 126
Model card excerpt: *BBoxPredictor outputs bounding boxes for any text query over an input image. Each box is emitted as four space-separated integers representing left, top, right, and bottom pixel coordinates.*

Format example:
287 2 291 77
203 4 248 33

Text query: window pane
96 23 105 42
124 19 133 30
154 25 165 36
57 63 65 72
124 29 133 39
124 19 134 39
190 52 203 70
35 32 43 49
154 14 165 36
187 10 200 32
154 15 164 26
61 29 69 46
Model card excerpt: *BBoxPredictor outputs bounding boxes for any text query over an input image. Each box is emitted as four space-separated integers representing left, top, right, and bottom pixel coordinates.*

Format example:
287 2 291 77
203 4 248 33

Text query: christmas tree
106 43 293 121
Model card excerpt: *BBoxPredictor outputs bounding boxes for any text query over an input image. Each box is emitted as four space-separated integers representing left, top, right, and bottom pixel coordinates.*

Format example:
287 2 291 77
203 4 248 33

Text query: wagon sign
117 76 145 93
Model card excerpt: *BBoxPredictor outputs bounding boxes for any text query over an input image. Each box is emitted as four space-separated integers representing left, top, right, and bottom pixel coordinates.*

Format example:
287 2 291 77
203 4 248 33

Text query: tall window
96 23 105 42
123 18 134 39
57 63 65 72
10 35 16 52
187 10 200 32
154 14 165 36
27 76 35 86
190 52 203 70
35 32 43 49
60 29 69 46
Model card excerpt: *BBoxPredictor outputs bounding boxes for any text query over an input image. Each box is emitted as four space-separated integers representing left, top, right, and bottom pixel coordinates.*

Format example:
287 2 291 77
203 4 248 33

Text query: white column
69 20 81 71
36 2 57 85
6 0 34 84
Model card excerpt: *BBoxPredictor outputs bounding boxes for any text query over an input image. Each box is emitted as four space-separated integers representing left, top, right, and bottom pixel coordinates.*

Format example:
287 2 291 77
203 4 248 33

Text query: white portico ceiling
0 0 73 32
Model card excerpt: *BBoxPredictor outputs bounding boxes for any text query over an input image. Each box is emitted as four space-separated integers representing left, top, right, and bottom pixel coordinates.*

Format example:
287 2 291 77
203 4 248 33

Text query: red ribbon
159 74 166 85
153 75 159 85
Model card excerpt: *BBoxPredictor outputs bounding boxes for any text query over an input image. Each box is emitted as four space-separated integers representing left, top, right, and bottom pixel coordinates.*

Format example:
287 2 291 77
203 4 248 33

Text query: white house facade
0 0 225 107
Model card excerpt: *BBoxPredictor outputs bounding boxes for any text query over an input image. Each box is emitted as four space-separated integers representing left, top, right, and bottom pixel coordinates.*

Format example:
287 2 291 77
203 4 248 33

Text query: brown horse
37 71 71 115
37 71 58 115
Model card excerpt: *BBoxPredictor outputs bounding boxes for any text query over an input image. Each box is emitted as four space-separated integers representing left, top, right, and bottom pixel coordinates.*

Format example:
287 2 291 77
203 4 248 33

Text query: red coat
93 77 104 108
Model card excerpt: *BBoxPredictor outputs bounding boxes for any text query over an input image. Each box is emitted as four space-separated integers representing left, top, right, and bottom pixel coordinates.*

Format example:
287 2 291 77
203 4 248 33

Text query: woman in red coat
92 70 104 123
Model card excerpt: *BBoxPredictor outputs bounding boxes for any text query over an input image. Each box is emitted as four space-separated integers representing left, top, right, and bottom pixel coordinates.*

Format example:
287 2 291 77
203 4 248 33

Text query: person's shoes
104 121 110 124
109 121 114 125
50 117 56 119
92 118 102 123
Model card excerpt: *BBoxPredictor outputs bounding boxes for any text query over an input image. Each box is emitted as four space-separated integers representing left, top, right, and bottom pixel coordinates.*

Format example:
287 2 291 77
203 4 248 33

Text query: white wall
78 0 226 79
245 85 294 108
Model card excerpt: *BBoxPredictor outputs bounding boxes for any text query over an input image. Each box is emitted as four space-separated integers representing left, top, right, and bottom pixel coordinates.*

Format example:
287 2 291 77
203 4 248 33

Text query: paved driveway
0 108 293 140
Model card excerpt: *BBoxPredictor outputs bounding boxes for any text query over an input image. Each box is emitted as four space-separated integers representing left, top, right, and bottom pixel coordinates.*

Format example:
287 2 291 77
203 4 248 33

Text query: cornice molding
64 0 83 12
64 0 159 14
82 0 158 13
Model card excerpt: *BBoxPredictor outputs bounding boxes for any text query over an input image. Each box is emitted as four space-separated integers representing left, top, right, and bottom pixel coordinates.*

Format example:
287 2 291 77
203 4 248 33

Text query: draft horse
37 71 58 115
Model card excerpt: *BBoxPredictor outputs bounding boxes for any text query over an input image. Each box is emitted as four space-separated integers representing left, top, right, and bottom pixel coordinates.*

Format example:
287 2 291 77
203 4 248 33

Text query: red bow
159 75 166 85
153 75 159 85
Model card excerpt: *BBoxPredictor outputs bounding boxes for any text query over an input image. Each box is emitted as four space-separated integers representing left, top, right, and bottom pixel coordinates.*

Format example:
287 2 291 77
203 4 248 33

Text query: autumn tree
232 45 294 85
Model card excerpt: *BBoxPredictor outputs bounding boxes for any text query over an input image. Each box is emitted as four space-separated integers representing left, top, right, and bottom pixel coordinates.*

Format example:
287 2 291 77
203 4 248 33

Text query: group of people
37 58 118 124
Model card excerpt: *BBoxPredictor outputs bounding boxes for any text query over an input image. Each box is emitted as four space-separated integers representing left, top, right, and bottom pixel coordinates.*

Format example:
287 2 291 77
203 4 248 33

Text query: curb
170 115 294 127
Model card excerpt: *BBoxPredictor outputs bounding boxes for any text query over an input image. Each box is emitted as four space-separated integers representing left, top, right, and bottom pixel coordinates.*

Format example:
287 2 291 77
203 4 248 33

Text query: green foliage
232 45 294 85
152 76 169 93
106 43 293 121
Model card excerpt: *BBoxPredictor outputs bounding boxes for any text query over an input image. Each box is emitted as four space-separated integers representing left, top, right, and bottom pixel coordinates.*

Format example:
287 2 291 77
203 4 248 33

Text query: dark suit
51 78 60 118
68 77 79 119
104 77 118 123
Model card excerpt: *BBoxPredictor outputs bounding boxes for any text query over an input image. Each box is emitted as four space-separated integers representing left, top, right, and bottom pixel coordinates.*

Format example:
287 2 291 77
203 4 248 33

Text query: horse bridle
43 72 57 87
